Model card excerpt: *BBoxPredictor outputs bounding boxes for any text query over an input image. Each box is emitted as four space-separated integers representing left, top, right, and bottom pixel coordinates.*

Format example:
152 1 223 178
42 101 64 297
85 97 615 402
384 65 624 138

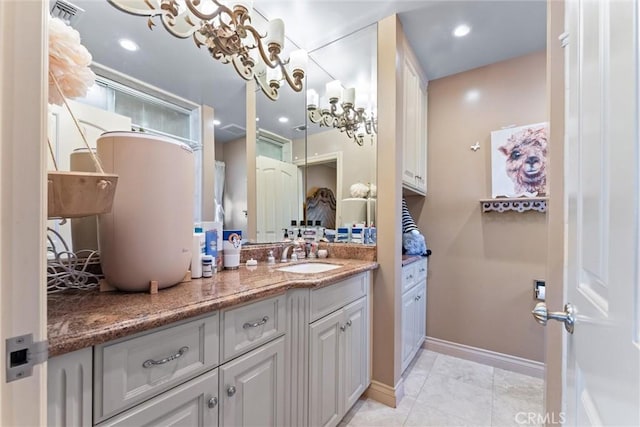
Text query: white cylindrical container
97 131 194 291
223 230 242 269
191 232 204 279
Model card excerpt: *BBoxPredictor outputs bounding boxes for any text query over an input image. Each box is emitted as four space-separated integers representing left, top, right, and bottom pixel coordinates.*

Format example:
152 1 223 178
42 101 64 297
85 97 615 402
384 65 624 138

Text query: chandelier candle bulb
267 66 282 84
290 49 308 72
307 89 319 108
327 80 342 101
343 87 356 106
266 18 285 48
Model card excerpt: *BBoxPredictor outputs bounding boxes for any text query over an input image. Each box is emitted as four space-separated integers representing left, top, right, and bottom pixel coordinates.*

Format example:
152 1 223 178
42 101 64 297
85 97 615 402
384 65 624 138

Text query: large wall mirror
55 1 376 248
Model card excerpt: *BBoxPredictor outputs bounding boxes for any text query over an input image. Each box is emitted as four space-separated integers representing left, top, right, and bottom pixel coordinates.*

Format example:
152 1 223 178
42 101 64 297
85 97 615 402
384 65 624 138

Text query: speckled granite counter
402 255 426 266
48 259 377 358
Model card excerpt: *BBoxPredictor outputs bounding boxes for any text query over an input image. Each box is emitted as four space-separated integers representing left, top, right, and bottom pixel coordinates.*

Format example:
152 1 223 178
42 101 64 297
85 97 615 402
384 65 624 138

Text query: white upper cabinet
401 38 428 196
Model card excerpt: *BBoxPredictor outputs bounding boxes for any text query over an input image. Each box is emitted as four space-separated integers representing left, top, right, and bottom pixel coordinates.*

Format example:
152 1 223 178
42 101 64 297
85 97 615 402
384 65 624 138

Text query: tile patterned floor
339 350 544 427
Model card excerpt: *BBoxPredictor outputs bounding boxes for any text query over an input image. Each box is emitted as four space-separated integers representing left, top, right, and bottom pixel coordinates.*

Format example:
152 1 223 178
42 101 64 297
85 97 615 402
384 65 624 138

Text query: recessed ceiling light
453 24 471 38
213 119 221 126
465 89 480 102
256 117 260 122
119 38 139 52
278 116 289 123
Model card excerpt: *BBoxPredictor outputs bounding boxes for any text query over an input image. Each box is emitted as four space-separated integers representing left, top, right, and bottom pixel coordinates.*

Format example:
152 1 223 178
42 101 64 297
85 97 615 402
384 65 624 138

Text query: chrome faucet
281 243 299 262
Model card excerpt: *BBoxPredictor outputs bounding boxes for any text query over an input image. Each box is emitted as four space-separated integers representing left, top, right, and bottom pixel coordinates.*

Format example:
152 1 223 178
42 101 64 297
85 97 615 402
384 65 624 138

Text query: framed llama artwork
490 122 548 198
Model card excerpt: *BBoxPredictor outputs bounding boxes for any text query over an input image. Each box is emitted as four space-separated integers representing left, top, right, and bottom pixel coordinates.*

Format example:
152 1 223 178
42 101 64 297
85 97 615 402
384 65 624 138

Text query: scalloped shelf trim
480 197 548 213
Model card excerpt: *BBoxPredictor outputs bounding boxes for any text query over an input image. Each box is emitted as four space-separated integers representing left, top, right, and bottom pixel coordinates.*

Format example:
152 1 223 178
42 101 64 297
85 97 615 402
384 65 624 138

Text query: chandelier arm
183 0 227 21
280 64 304 92
231 55 254 80
244 25 278 68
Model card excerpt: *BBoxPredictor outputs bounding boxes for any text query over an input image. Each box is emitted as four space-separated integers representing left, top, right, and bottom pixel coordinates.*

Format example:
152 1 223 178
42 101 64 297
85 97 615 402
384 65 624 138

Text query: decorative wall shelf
480 197 548 213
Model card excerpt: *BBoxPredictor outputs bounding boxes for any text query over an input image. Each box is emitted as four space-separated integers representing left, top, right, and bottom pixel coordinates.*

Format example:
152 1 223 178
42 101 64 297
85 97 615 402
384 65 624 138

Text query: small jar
202 255 214 278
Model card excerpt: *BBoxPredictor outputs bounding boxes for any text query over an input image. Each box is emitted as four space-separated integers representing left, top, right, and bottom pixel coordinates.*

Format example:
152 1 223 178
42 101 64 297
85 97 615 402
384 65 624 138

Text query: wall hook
470 142 480 152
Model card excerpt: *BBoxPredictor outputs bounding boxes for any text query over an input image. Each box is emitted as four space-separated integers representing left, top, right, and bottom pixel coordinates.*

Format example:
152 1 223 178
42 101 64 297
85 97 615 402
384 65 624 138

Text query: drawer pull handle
142 346 189 368
208 396 218 409
227 386 236 396
243 316 269 329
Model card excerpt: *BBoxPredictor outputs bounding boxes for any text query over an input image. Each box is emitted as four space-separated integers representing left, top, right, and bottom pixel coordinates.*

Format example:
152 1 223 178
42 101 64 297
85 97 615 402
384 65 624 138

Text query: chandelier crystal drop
108 0 307 101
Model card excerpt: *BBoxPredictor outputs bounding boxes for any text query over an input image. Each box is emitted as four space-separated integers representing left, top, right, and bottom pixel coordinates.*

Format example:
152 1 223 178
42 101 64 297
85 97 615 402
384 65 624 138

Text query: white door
256 155 299 242
561 0 640 425
0 1 48 425
219 336 285 427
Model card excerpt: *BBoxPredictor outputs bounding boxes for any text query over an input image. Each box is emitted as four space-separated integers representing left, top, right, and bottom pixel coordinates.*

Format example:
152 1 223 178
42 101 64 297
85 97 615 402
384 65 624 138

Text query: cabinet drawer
402 263 417 293
97 368 218 427
310 273 367 323
94 313 219 422
415 258 428 281
221 294 286 362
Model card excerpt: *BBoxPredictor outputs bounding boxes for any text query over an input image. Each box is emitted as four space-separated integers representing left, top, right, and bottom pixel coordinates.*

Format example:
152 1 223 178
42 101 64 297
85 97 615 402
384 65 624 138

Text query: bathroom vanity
47 260 376 427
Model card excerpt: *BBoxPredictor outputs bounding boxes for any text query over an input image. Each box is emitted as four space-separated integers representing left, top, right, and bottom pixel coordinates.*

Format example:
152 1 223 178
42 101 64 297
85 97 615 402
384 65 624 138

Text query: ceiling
69 0 546 143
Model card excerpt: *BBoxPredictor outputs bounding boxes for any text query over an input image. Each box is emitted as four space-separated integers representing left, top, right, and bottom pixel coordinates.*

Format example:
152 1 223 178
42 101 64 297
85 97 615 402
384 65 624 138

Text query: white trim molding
364 378 405 408
424 337 545 379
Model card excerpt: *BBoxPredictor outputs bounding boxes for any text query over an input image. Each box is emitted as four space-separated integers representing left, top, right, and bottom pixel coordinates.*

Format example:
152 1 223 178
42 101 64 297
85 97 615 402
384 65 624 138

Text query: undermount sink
276 262 342 274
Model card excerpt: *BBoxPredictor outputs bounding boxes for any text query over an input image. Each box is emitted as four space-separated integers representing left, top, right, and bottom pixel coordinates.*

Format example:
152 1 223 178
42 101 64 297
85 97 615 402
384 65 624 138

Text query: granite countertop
402 255 426 266
48 259 378 358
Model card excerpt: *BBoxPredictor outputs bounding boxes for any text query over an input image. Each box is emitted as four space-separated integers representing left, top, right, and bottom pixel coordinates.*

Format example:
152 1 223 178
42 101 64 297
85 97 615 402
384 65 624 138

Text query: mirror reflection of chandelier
107 0 307 101
307 81 377 146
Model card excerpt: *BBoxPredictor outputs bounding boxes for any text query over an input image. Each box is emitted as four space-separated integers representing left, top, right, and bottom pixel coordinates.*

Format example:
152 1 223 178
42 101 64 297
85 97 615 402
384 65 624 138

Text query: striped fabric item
402 199 419 234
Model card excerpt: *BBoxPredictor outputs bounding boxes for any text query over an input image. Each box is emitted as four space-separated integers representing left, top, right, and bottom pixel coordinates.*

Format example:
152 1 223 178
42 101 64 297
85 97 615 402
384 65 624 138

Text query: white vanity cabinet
401 259 427 372
309 274 370 427
47 271 373 427
401 39 428 196
48 347 93 427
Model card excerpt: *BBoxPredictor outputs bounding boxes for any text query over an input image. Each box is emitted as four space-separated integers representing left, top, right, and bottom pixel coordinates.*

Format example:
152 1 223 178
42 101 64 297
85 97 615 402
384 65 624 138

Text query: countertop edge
48 261 378 358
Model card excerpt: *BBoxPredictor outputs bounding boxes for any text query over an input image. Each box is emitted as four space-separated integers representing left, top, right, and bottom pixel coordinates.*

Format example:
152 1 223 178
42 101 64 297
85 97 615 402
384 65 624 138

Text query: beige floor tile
342 396 416 427
416 372 493 426
491 392 544 427
404 404 486 427
493 368 544 402
430 354 494 390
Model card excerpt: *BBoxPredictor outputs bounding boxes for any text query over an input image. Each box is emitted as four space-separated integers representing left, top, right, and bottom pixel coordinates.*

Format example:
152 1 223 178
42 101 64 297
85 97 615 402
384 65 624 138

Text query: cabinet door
414 282 427 352
343 297 368 411
402 57 420 187
309 309 344 427
415 87 428 193
401 287 417 371
219 336 285 427
98 368 218 427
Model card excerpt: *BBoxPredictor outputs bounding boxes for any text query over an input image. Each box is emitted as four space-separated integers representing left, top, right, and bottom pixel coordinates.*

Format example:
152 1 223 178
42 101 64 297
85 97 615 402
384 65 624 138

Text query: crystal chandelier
108 0 307 101
307 81 377 146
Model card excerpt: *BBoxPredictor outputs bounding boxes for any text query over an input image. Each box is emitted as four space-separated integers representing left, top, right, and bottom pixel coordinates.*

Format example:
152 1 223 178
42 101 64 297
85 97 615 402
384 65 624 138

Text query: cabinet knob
227 385 236 397
340 325 347 332
346 320 352 327
208 396 218 409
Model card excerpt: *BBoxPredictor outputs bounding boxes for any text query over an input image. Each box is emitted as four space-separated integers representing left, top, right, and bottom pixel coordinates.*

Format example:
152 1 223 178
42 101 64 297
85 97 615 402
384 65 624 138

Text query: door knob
532 302 576 334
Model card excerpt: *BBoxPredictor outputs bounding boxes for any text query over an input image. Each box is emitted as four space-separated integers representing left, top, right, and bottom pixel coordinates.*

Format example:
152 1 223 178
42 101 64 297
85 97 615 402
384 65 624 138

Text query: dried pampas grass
48 17 95 105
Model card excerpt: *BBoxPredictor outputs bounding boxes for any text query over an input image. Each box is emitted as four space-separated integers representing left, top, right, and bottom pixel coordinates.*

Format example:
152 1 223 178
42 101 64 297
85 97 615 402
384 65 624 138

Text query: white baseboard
364 378 405 408
423 337 545 379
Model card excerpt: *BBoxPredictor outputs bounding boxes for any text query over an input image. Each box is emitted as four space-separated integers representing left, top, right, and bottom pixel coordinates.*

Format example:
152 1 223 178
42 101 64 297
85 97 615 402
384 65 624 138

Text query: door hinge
559 32 569 48
5 334 48 383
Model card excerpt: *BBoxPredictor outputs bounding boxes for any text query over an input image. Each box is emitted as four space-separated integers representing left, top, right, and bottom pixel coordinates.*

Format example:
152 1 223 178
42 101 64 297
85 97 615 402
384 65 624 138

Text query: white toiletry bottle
191 227 204 278
202 255 213 278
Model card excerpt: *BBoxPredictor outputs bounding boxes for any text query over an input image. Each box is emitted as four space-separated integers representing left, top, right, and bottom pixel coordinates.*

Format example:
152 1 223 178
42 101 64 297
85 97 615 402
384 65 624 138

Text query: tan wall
294 129 376 201
417 51 547 362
